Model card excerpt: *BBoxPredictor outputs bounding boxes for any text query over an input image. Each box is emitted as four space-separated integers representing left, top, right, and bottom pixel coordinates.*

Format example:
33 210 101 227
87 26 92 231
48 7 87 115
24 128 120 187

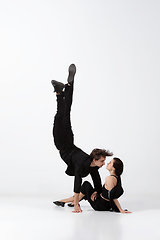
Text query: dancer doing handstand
51 64 113 213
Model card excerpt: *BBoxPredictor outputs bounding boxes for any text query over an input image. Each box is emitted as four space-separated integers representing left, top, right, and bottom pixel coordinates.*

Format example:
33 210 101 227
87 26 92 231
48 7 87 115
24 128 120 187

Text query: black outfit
53 84 102 193
81 175 124 212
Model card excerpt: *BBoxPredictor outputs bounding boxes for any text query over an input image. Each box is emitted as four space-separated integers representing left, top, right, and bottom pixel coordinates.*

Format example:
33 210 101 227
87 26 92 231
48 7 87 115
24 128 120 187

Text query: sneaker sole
67 64 76 84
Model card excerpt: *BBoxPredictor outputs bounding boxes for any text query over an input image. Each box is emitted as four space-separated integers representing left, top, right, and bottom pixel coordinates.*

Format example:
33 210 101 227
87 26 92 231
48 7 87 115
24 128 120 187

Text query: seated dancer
51 64 113 213
58 158 131 213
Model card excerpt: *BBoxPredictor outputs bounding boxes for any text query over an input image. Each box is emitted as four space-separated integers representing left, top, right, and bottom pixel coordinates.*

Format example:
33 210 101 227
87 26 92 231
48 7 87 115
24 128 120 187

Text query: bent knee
82 181 91 188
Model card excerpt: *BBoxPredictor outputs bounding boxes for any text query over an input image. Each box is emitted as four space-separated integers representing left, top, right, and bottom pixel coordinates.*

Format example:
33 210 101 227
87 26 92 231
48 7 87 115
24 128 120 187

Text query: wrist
74 203 80 207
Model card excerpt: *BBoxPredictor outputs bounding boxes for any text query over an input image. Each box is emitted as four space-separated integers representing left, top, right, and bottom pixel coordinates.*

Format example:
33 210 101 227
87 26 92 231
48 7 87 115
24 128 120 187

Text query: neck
109 170 117 177
90 160 96 167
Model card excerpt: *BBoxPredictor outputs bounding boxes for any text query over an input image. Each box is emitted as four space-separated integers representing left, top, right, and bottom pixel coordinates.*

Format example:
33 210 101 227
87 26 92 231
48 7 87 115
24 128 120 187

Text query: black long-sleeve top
60 145 102 193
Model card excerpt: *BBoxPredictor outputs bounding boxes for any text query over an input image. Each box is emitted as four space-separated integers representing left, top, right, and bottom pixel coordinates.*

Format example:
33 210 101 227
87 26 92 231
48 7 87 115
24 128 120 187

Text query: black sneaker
51 80 65 94
53 201 65 207
68 203 81 207
67 196 85 207
67 64 76 84
67 203 74 207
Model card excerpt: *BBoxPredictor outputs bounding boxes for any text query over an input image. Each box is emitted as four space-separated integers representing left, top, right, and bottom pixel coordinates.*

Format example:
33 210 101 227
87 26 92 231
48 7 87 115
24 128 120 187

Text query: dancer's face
106 159 114 171
94 157 106 168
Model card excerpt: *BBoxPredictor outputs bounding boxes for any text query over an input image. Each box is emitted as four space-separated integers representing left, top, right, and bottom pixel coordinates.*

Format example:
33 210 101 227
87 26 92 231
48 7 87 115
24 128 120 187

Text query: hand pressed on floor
72 204 82 213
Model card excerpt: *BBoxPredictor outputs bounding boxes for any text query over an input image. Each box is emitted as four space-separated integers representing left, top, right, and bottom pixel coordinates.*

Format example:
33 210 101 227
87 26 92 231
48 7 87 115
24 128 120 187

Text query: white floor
0 195 160 240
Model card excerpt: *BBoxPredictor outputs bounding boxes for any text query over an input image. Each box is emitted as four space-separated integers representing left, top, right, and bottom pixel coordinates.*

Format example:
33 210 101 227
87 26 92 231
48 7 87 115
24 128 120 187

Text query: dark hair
113 157 124 176
90 148 113 160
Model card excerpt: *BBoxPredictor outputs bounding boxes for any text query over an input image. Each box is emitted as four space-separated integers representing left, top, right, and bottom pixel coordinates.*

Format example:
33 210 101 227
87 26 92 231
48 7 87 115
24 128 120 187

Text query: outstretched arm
113 199 132 213
72 193 82 213
90 168 102 193
72 174 83 213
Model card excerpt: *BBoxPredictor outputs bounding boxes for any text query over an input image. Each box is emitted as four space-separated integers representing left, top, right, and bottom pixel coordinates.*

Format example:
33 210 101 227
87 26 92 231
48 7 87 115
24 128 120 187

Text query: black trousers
53 84 74 151
81 181 110 211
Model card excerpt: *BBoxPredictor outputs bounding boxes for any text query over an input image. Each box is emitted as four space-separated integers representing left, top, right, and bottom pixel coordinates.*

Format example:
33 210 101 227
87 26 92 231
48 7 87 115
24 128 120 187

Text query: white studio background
0 0 160 198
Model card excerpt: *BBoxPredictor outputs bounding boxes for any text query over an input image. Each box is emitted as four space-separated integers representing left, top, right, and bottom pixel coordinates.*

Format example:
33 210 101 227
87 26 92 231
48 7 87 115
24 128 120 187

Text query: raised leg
52 64 76 150
63 84 74 145
53 93 66 150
